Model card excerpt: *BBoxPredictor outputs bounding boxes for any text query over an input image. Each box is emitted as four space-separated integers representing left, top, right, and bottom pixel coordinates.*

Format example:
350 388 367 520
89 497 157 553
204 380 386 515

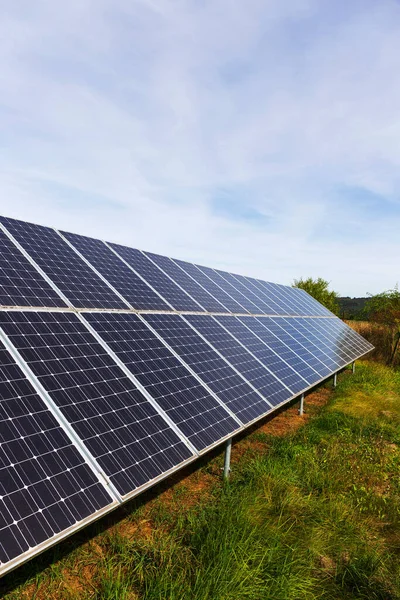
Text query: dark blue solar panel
230 273 281 315
294 289 332 316
215 316 311 394
143 313 271 424
236 316 321 386
84 312 239 452
250 280 299 315
195 266 260 313
212 270 275 314
0 339 112 570
61 231 169 311
174 259 248 313
0 229 67 308
257 317 332 378
0 217 126 310
185 315 291 407
108 244 202 312
144 252 228 313
0 311 193 497
268 317 338 373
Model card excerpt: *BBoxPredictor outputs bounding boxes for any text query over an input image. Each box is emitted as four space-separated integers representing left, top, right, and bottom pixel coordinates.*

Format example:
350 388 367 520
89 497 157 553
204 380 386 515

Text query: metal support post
223 438 232 480
333 372 337 388
352 361 355 374
298 393 305 416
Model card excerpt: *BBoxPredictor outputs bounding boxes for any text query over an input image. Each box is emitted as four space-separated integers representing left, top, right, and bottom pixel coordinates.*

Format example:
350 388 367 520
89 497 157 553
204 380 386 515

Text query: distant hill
338 297 368 319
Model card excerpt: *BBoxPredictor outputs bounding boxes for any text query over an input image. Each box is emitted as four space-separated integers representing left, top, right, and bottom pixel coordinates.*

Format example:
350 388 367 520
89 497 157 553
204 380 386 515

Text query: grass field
1 361 399 599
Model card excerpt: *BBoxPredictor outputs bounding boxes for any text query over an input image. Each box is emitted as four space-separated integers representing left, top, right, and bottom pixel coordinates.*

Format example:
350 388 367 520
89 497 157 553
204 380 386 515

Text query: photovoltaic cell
0 230 67 308
142 313 271 424
212 269 275 314
0 217 125 309
216 316 311 394
174 259 248 314
269 317 338 373
236 316 321 386
195 265 261 313
108 244 202 312
295 289 333 316
287 318 350 367
310 318 372 360
144 252 228 313
186 315 291 407
61 231 169 311
230 273 281 315
0 312 193 497
84 312 239 451
0 339 113 570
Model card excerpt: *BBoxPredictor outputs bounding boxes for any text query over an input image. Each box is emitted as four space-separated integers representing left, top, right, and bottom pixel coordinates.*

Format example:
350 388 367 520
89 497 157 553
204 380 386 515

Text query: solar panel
310 318 372 359
211 269 275 314
185 315 292 407
267 317 339 372
229 273 281 315
249 317 332 379
0 338 114 572
60 231 169 311
215 316 315 393
0 217 126 309
84 312 240 451
142 313 272 424
237 316 323 384
195 265 261 313
108 244 203 312
0 311 194 497
174 259 248 313
144 252 229 313
0 229 67 308
295 289 333 316
0 214 375 577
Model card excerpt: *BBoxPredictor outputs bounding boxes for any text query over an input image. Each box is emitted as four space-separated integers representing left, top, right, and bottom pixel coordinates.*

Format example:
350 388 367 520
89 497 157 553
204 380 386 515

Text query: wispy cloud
0 0 399 295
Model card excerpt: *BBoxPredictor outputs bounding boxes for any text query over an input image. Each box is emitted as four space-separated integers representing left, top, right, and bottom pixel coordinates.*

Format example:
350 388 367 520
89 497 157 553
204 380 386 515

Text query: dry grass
346 320 399 366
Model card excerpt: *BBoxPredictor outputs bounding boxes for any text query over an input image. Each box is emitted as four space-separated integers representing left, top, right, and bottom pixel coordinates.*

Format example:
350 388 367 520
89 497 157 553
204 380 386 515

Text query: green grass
2 361 400 600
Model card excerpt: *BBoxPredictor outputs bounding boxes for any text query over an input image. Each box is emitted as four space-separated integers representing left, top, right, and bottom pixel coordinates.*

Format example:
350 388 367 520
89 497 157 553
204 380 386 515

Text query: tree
362 286 400 365
292 277 340 316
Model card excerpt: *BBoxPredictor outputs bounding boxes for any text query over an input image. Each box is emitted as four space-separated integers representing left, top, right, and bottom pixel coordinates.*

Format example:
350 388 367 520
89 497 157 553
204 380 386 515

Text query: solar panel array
0 215 374 576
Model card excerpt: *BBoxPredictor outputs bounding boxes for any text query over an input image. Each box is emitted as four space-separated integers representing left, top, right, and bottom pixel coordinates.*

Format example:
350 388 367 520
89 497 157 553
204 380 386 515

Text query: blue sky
0 0 399 296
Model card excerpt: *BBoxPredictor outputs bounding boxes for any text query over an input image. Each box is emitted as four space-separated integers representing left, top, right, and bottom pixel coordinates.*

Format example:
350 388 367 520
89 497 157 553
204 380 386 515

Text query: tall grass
347 321 400 367
93 363 400 600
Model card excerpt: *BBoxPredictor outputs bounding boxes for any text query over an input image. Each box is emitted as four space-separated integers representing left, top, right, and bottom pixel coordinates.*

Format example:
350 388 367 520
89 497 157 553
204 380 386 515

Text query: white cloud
0 0 399 296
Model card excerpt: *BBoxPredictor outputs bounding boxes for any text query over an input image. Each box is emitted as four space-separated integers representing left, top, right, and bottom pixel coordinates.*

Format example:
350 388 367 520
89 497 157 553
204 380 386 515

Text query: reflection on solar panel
212 269 274 314
0 312 194 497
0 229 67 308
84 312 240 451
230 273 281 315
196 265 260 313
144 252 228 313
265 317 335 374
0 338 114 571
174 259 247 313
109 244 202 312
61 231 169 311
185 315 292 406
215 315 312 394
0 217 125 309
0 214 374 576
142 313 271 424
235 317 321 385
